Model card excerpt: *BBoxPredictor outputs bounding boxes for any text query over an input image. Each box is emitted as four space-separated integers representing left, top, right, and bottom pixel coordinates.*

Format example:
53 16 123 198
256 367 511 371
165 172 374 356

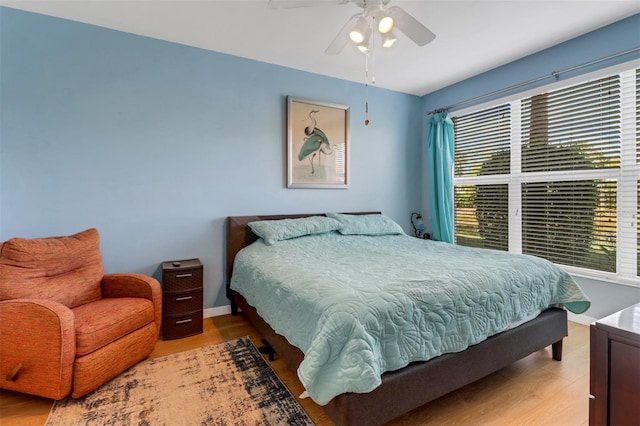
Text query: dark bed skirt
232 292 568 426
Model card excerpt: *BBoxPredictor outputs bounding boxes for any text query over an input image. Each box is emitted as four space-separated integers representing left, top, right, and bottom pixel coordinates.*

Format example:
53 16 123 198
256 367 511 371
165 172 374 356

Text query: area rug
45 337 314 425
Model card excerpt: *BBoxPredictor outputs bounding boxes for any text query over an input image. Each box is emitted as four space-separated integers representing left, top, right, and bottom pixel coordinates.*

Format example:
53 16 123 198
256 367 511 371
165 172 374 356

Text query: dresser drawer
162 267 203 293
162 311 203 340
163 289 203 317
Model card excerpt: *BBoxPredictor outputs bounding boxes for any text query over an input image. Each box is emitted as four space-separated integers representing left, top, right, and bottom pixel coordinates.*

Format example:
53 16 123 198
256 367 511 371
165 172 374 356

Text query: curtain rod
426 47 640 116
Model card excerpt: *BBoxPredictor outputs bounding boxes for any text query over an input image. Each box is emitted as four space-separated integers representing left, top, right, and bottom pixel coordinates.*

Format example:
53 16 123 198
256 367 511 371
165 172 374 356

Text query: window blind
451 64 639 283
519 76 620 272
454 184 508 250
521 76 621 172
453 105 511 250
522 180 617 272
453 104 511 177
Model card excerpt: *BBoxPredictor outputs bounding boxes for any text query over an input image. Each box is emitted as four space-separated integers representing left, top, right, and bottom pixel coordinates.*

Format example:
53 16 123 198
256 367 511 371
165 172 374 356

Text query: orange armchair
0 228 162 399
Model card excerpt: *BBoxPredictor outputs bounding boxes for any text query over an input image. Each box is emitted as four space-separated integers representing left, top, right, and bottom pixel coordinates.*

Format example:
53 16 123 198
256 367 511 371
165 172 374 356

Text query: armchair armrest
0 299 75 400
102 273 162 334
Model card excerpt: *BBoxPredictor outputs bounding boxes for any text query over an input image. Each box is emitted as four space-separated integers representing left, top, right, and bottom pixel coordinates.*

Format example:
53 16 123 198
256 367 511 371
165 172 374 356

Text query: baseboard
567 311 597 326
204 305 232 318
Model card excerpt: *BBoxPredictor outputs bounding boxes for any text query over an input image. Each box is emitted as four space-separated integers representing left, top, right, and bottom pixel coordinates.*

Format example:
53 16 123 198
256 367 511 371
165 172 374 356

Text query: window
452 64 639 285
453 105 510 251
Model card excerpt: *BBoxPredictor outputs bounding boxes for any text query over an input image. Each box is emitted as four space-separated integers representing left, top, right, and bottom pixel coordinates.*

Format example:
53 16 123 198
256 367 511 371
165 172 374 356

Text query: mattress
230 232 590 405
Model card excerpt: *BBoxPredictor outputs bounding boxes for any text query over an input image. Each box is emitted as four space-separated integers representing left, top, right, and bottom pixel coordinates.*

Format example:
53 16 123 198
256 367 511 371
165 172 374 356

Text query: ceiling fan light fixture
356 26 371 53
349 16 369 43
381 30 397 48
349 29 363 43
378 16 394 34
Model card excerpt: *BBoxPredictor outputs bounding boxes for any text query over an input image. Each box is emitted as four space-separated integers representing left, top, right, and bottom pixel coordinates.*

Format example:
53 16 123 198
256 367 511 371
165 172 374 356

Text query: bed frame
226 213 568 426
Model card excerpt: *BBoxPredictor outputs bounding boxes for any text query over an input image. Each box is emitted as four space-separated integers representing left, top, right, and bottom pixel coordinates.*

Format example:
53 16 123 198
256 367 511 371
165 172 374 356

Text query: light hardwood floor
0 316 589 426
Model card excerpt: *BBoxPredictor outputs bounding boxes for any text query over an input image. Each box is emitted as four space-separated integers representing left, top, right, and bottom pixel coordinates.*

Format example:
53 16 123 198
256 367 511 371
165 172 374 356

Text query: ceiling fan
268 0 436 54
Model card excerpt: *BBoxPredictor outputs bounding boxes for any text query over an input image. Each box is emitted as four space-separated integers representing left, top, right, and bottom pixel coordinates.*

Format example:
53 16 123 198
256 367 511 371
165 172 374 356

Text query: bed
225 212 590 425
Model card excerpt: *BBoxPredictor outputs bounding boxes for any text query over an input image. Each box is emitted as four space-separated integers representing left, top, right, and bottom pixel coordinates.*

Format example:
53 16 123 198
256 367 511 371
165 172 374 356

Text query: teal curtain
427 112 454 243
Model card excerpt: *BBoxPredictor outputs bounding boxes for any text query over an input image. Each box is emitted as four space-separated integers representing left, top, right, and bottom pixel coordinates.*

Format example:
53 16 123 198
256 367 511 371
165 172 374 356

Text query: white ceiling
2 0 639 96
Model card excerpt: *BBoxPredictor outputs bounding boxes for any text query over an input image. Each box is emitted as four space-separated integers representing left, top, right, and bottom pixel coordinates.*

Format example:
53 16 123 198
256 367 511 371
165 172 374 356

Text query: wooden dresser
589 303 640 426
161 258 204 340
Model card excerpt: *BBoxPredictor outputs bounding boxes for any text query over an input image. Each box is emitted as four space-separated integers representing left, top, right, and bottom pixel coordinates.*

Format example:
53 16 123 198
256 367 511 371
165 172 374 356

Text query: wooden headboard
225 212 380 300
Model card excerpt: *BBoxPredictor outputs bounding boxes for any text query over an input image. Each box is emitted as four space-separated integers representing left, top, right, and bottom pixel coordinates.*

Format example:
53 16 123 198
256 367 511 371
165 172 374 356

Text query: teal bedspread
230 233 590 405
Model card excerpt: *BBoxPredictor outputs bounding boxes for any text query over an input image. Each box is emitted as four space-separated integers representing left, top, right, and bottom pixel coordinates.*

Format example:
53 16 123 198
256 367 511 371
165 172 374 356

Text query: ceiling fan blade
388 6 436 46
268 0 349 9
325 13 360 55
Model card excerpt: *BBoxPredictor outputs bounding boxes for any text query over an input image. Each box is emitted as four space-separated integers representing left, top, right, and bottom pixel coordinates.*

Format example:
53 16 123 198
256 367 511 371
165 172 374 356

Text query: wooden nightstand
161 258 204 340
589 303 640 426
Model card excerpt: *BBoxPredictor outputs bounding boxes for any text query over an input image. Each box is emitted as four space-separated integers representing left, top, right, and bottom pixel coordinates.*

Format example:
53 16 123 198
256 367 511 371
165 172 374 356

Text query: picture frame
287 96 350 188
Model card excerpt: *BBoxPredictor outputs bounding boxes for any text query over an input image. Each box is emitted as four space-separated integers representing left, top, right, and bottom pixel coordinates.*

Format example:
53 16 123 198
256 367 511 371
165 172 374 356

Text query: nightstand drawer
162 267 203 293
163 289 203 317
162 312 203 341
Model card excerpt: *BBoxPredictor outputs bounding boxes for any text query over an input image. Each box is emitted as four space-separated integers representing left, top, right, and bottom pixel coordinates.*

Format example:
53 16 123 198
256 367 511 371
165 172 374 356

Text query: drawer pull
175 319 193 324
175 296 193 301
175 273 193 278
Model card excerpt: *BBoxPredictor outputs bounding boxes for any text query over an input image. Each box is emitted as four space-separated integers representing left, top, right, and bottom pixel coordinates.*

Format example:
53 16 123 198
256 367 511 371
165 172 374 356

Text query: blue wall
421 14 640 319
0 7 423 309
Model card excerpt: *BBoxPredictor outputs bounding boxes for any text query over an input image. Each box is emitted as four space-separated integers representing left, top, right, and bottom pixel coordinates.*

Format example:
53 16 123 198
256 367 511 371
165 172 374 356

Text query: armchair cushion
102 273 163 334
0 228 103 308
72 297 155 356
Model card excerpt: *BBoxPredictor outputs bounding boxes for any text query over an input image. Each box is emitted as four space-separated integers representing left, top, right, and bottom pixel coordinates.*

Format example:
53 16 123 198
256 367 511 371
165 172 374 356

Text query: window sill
560 265 640 288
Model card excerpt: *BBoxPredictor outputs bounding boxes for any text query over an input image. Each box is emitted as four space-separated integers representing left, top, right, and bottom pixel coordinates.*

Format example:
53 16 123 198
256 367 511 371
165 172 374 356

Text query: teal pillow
248 216 343 246
326 213 405 236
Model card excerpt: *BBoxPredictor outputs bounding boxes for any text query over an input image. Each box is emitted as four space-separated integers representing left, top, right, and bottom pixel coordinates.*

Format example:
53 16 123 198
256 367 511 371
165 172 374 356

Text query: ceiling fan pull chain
370 24 376 85
364 23 377 126
364 51 370 126
365 97 370 126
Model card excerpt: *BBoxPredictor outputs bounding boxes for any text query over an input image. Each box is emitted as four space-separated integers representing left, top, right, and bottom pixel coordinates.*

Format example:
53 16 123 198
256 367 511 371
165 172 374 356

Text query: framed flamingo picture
287 97 349 188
